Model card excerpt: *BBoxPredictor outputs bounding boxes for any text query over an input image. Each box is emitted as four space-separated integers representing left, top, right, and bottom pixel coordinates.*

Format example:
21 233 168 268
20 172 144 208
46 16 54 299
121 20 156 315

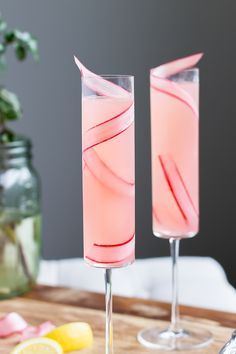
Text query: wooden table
1 285 236 353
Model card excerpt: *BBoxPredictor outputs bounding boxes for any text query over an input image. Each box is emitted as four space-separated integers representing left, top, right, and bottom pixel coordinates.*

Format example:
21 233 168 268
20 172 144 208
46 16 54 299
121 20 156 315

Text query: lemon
45 322 93 352
10 337 63 354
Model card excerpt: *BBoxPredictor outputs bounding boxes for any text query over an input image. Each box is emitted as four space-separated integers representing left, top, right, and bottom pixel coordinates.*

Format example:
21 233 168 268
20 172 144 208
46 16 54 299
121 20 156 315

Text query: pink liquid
82 96 135 267
151 77 199 238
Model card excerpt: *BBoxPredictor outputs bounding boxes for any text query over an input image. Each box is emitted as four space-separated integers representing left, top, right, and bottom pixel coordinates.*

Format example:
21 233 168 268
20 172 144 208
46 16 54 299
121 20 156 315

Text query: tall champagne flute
138 54 212 350
76 58 135 354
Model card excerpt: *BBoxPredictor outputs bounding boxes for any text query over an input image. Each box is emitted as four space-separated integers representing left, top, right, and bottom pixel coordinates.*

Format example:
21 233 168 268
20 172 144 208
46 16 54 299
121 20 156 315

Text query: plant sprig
0 13 39 135
0 14 39 67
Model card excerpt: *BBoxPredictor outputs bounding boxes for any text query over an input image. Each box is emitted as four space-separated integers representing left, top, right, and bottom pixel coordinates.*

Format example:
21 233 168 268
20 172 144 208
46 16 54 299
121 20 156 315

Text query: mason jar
0 136 41 298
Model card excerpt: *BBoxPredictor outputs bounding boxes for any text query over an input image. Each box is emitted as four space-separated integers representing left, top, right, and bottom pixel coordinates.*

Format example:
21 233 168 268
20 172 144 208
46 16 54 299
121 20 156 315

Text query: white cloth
38 257 236 313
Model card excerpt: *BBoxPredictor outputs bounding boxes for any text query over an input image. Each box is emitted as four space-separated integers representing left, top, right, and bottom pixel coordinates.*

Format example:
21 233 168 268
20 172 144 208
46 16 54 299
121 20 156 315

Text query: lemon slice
10 337 63 354
45 322 93 352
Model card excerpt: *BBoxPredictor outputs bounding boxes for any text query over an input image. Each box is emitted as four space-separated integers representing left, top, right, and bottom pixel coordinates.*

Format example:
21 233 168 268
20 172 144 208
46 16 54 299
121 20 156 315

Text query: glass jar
0 136 41 298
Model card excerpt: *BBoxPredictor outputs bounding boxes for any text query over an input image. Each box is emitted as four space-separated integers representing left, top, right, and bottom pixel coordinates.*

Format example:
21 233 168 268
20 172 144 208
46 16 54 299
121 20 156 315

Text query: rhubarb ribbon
0 312 27 338
74 57 134 259
0 312 55 341
151 54 202 231
151 53 202 118
20 321 56 341
74 56 131 98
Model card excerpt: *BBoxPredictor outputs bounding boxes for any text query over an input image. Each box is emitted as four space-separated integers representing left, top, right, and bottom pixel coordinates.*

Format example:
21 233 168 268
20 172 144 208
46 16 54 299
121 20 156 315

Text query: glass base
137 325 213 351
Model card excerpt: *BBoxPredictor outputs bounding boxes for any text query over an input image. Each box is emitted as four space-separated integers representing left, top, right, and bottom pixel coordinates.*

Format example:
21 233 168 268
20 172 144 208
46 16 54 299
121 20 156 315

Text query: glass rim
151 67 199 76
82 74 134 79
181 67 199 73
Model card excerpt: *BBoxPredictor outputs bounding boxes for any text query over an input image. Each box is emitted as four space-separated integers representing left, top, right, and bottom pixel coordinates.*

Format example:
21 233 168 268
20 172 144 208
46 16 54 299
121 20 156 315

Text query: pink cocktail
75 56 135 354
138 54 212 351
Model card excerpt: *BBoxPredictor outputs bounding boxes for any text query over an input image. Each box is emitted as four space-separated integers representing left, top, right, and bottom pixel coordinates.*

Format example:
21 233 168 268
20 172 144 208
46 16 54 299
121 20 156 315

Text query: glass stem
105 268 113 354
169 238 181 333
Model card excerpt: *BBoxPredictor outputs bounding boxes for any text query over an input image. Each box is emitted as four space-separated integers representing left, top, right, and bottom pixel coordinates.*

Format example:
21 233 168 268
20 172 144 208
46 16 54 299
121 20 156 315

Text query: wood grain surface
0 296 234 353
25 285 236 328
0 285 235 353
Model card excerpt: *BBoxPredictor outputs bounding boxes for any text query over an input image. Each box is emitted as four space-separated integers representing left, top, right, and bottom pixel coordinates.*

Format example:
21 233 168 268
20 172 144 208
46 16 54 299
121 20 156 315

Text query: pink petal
0 312 28 338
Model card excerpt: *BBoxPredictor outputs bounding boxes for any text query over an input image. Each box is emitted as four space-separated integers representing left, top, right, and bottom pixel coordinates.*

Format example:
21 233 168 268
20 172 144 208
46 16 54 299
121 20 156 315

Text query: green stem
3 225 34 285
18 241 34 284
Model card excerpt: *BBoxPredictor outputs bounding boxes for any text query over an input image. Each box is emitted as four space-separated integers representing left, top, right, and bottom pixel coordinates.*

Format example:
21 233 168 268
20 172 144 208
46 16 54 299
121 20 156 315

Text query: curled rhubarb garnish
152 53 203 78
74 56 130 98
151 53 203 118
74 56 134 261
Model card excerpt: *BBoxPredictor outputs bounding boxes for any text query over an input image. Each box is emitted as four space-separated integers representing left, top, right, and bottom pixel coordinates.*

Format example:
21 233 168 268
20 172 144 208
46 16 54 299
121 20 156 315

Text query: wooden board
25 285 236 328
0 296 234 353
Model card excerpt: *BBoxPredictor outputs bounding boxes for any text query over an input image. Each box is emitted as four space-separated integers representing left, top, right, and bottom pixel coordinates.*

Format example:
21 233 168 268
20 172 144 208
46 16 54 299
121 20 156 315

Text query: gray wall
1 1 236 286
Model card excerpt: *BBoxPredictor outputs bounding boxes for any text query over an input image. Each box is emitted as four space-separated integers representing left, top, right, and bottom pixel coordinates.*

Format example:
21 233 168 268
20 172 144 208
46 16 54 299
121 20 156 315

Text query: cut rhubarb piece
83 103 134 153
85 233 135 265
0 312 28 338
150 79 198 117
83 149 134 197
20 321 56 341
158 155 198 229
94 233 134 247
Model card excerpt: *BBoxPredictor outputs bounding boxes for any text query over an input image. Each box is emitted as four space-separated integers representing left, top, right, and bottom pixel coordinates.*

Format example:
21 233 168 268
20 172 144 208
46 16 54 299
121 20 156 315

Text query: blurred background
1 1 235 286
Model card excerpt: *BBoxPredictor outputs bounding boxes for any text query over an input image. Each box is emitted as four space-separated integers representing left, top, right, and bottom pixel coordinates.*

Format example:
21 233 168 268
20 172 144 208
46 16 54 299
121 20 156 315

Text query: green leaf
4 31 15 44
15 45 27 61
14 30 39 61
0 88 22 122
